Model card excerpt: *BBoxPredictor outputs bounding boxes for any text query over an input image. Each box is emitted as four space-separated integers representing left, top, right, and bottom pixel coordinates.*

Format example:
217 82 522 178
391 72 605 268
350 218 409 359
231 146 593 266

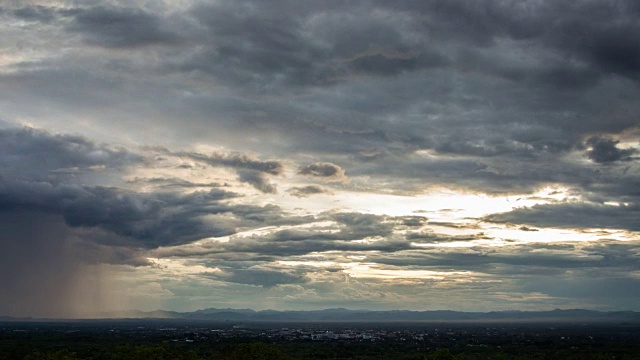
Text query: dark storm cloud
174 1 449 91
547 2 640 81
66 6 180 48
287 185 328 198
0 126 302 248
0 210 149 317
0 167 320 251
0 211 84 317
0 127 139 180
585 136 637 163
0 177 240 247
180 2 334 89
178 0 640 91
486 202 640 231
378 1 640 80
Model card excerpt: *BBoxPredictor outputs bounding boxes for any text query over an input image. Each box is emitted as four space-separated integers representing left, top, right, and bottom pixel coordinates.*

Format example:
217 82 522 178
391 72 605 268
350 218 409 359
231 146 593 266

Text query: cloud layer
0 0 639 316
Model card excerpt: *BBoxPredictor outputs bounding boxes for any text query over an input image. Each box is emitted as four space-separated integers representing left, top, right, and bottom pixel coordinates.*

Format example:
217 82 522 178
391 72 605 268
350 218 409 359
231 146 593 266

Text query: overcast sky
1 0 639 318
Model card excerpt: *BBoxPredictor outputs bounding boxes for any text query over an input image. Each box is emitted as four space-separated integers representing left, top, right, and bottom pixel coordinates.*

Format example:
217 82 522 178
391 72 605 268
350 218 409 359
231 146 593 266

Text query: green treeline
10 342 636 360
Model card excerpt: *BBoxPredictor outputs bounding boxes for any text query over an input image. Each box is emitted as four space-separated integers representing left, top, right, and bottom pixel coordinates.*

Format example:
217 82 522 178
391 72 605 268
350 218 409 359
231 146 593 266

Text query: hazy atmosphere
1 0 639 318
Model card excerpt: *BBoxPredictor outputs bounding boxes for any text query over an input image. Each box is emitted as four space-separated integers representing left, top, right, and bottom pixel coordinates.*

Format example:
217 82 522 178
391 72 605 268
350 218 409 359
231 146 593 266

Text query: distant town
2 316 640 359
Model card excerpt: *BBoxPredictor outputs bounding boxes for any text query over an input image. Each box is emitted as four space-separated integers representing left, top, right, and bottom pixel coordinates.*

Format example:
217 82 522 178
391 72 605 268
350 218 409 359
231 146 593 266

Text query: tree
429 348 464 360
225 342 288 360
24 349 79 360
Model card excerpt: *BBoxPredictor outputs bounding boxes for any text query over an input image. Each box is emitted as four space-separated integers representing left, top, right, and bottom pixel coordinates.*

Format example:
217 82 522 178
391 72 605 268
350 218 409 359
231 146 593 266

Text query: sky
0 0 639 318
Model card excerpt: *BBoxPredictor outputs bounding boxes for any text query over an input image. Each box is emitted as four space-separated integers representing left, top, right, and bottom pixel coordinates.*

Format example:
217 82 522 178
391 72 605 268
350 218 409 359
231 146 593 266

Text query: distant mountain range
88 308 640 323
3 308 639 322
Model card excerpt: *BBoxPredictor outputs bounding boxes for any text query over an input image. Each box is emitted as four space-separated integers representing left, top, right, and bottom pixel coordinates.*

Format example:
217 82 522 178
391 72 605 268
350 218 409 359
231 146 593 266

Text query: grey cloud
0 127 140 181
347 51 448 77
227 204 315 229
12 5 56 22
66 6 180 48
160 150 283 193
1 173 317 255
237 170 277 194
287 185 328 198
154 212 422 260
207 268 307 288
3 2 638 200
0 127 301 247
381 1 640 80
0 178 240 248
397 216 428 227
157 213 412 259
184 237 640 309
126 177 227 189
298 162 346 181
176 1 450 91
519 226 539 232
586 136 637 164
181 2 334 90
549 2 640 81
370 1 546 49
216 235 411 258
406 232 487 243
249 212 395 244
178 151 284 175
367 240 640 276
486 202 640 231
3 0 639 188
